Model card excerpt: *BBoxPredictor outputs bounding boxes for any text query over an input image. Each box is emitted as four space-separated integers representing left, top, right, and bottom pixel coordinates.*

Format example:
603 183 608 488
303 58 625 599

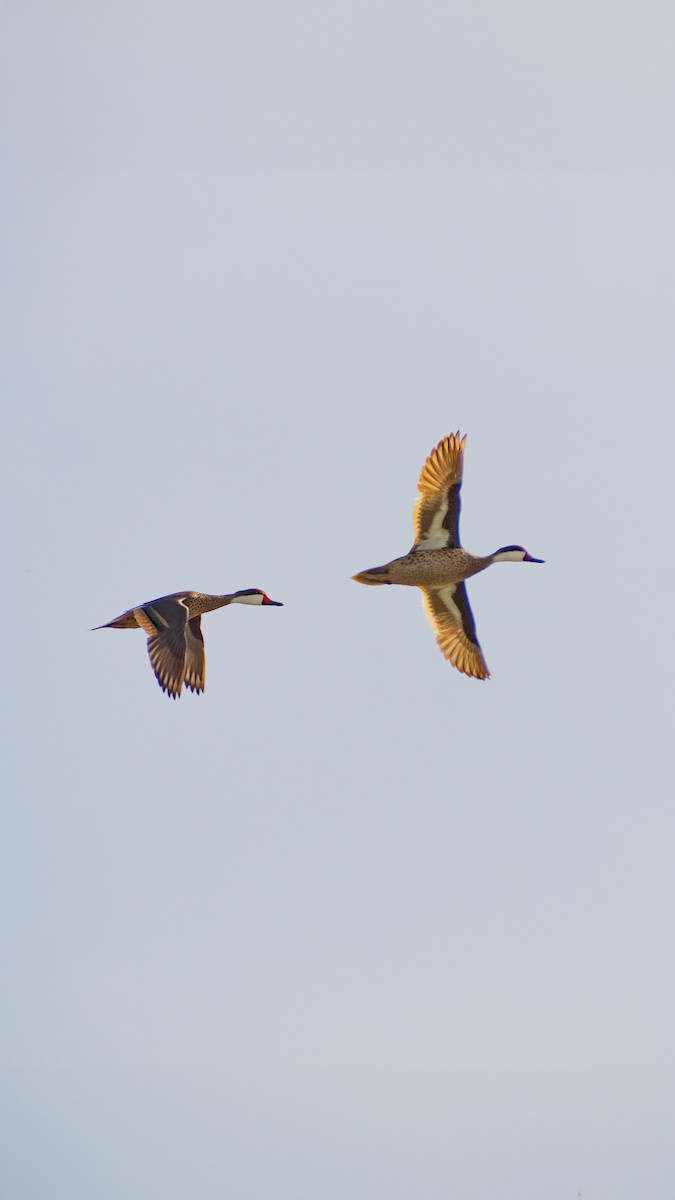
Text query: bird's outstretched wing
412 431 466 551
421 582 490 679
134 595 190 697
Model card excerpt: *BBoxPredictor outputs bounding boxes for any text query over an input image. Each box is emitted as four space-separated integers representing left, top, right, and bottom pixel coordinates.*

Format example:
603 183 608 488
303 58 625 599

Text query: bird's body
94 588 283 697
357 547 494 588
352 432 543 679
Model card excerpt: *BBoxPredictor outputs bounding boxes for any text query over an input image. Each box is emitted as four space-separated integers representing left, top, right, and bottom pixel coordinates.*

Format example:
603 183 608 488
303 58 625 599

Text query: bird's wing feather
421 582 490 679
142 597 190 697
184 616 206 694
412 432 465 551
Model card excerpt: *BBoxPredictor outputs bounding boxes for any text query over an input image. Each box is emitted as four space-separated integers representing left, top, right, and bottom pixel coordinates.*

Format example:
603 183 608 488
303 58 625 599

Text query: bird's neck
188 593 236 616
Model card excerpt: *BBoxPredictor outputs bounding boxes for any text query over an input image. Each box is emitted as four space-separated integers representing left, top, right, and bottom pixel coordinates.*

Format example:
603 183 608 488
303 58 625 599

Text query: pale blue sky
3 3 675 1198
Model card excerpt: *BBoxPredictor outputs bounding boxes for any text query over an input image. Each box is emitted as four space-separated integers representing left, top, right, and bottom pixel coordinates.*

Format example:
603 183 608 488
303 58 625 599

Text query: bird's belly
388 552 469 586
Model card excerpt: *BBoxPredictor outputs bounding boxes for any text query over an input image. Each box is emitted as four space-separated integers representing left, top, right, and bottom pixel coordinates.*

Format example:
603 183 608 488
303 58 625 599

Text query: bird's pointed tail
351 565 392 586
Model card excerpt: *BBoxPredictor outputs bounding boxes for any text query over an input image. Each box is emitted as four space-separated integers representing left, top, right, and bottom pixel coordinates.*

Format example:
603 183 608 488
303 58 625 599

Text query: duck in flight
94 589 283 697
352 432 543 679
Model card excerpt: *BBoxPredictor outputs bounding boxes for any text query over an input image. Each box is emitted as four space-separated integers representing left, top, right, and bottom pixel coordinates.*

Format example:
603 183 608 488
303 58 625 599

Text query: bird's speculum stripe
142 605 164 630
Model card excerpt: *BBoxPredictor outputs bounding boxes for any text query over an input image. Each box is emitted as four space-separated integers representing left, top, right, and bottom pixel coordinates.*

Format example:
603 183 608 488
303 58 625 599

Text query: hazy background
3 2 675 1197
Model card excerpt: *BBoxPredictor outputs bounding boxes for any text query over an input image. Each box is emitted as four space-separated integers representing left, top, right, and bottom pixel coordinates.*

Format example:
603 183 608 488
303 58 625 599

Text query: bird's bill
523 553 544 563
